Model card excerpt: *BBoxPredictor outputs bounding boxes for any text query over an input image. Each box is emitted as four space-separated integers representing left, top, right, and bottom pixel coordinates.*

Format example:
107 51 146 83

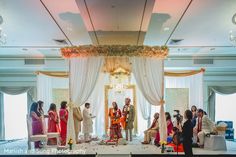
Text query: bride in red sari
108 102 122 140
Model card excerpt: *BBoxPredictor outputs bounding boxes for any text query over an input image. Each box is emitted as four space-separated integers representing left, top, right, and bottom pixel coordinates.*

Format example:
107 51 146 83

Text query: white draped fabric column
165 73 203 109
67 57 104 143
131 57 167 142
37 74 52 111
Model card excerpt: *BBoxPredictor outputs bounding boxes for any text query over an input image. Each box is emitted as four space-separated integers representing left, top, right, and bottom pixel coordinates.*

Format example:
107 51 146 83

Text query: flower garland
61 45 168 58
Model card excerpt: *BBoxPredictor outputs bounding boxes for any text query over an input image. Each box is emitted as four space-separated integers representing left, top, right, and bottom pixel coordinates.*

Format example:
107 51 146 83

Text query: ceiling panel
76 0 155 45
169 0 236 46
0 0 68 46
41 0 92 45
144 0 191 46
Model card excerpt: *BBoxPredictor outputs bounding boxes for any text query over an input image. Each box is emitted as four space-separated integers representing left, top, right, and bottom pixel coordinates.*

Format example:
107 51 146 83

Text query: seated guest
155 112 173 146
83 103 94 142
73 106 83 144
47 103 60 145
182 110 194 157
59 101 68 145
109 102 122 140
165 112 173 136
193 109 216 148
30 102 44 148
142 113 159 144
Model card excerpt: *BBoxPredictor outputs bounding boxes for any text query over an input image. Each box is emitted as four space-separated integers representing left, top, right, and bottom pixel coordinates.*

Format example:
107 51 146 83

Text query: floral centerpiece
160 140 167 153
68 138 73 150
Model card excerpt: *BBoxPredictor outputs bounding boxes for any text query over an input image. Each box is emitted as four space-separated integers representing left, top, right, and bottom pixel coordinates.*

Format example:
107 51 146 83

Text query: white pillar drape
131 57 167 142
67 57 104 143
165 72 203 109
37 74 52 111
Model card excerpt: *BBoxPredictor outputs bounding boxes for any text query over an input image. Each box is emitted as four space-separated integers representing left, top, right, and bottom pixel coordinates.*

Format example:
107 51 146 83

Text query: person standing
165 112 174 136
30 102 44 148
191 105 198 143
83 103 94 142
122 98 135 141
109 102 122 140
73 106 83 144
47 103 60 145
59 101 68 145
182 110 194 157
142 112 159 144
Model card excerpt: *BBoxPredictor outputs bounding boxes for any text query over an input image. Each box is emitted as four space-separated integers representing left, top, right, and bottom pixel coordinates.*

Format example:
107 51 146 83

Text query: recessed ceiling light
164 27 170 31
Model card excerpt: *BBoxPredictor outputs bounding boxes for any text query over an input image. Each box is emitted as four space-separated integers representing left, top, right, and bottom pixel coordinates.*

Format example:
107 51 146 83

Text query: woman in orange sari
109 102 122 140
47 103 60 145
59 101 68 145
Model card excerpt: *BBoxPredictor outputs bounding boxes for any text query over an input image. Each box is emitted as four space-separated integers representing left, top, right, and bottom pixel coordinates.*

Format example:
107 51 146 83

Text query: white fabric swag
131 57 167 142
165 73 203 109
67 57 104 143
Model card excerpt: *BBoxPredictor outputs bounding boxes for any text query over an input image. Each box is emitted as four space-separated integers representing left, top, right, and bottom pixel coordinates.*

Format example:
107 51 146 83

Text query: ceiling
0 0 236 73
0 0 236 58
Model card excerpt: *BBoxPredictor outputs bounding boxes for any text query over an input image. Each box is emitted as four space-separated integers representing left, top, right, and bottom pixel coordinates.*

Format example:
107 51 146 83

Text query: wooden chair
26 115 47 150
43 117 61 146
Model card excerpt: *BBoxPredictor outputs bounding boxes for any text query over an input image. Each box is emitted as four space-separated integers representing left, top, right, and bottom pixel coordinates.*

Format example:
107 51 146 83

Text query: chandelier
109 67 131 93
0 15 6 45
230 13 236 46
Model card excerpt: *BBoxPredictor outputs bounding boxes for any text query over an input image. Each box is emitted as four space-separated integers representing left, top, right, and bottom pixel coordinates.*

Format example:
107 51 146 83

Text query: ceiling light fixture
232 13 236 25
229 30 236 46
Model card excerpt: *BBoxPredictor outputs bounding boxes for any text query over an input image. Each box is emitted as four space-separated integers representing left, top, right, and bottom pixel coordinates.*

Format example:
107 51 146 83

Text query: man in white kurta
194 109 216 147
82 103 93 142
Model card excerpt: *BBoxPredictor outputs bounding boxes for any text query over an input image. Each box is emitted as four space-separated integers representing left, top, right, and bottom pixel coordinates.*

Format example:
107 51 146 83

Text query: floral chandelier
61 45 168 58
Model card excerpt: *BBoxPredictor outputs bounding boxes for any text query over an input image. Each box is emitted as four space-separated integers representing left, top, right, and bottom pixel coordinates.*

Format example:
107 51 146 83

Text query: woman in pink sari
165 112 174 136
59 101 68 145
47 103 60 145
30 102 43 148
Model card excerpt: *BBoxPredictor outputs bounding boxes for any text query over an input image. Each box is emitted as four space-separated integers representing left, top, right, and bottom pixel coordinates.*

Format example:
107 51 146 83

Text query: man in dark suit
182 110 193 157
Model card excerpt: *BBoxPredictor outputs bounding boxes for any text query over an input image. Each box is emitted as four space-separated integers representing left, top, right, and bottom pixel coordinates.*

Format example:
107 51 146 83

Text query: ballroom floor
0 138 236 156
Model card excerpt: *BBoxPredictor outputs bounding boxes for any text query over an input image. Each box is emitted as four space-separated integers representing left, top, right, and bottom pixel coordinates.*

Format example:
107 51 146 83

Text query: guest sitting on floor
47 103 60 145
59 101 68 146
193 109 217 148
30 102 44 148
182 110 194 157
142 113 159 144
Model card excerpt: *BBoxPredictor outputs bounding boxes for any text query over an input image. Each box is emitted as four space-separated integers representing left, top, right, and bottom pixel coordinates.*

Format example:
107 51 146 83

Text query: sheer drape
208 86 236 121
67 57 104 142
165 73 203 109
0 93 4 140
131 57 167 141
0 86 33 140
27 87 37 113
37 74 52 111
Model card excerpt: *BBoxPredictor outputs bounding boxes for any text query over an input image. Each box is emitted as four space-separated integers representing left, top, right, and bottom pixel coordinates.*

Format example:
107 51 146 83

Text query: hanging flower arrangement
61 45 168 58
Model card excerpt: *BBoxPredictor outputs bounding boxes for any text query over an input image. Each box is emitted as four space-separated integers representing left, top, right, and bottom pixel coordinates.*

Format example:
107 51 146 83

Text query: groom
122 98 135 141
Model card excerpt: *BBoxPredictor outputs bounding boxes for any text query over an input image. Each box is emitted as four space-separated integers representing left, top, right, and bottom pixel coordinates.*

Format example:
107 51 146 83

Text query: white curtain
0 86 33 140
37 74 52 111
67 57 104 143
131 57 167 142
165 73 203 109
0 92 4 140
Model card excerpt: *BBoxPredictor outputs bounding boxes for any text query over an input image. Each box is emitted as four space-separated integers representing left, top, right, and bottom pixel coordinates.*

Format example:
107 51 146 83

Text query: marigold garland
61 45 168 58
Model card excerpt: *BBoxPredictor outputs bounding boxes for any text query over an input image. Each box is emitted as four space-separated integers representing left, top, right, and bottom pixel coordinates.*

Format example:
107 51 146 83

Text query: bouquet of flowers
68 138 73 150
160 140 167 153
